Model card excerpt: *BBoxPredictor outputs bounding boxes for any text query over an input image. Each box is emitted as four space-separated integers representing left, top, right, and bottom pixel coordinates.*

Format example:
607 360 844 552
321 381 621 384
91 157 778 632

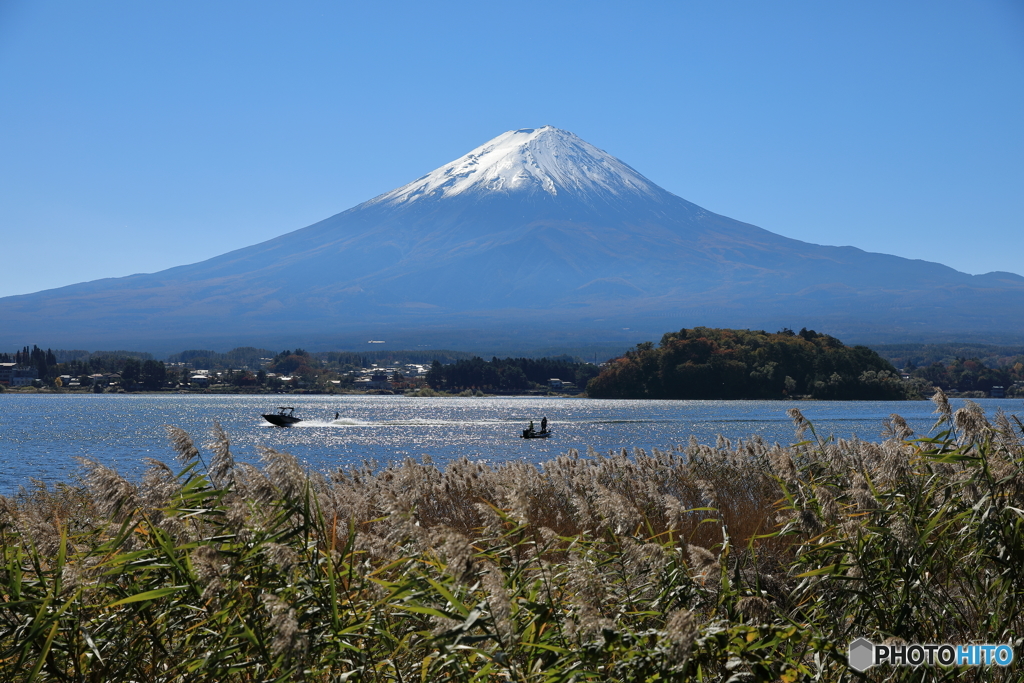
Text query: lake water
2 393 1022 494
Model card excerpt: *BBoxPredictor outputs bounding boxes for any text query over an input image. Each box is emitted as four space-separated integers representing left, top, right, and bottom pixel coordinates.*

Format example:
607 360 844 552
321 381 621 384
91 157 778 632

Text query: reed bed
2 392 1023 681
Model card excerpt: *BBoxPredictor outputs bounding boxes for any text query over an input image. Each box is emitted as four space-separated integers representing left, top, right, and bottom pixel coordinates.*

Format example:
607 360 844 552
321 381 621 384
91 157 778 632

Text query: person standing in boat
541 416 548 433
528 420 535 435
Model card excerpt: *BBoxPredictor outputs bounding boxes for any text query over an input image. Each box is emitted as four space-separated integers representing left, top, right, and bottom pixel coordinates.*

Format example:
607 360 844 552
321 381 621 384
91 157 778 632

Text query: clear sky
1 1 1022 299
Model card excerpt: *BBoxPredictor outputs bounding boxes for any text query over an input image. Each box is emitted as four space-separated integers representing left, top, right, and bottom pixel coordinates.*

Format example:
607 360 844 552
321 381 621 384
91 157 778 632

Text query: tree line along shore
4 327 1024 399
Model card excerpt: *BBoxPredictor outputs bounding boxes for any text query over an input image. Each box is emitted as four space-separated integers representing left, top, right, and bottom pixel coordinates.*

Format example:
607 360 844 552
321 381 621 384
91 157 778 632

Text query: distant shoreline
7 386 993 401
0 386 586 398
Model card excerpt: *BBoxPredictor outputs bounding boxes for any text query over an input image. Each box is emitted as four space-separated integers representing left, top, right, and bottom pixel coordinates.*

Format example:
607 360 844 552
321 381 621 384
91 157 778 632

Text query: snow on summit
372 126 664 205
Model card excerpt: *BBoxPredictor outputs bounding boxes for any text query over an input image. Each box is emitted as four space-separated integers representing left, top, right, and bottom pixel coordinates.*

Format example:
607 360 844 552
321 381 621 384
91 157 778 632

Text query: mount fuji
2 126 1023 352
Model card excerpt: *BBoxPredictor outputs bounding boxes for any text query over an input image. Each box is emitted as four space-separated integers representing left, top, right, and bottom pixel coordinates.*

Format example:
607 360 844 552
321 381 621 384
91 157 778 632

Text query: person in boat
335 412 340 420
528 420 535 435
541 416 548 433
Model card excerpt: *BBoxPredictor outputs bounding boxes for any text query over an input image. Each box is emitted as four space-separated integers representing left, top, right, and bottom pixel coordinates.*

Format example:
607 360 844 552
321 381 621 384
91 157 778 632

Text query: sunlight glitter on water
2 394 1022 493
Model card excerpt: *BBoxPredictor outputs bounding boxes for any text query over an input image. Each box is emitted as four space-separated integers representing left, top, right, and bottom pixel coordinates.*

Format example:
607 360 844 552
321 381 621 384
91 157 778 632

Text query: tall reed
2 398 1023 681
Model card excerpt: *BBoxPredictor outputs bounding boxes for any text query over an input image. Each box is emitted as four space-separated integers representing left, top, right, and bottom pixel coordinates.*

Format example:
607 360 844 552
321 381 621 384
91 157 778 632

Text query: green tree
141 360 166 390
498 366 529 393
121 358 142 387
426 360 444 390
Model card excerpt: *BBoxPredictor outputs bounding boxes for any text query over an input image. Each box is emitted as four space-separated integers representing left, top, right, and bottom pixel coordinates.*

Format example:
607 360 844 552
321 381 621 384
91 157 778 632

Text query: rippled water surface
2 393 1021 492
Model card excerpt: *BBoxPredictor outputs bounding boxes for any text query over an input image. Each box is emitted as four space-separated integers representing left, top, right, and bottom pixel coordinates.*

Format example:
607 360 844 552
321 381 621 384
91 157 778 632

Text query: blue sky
1 1 1022 299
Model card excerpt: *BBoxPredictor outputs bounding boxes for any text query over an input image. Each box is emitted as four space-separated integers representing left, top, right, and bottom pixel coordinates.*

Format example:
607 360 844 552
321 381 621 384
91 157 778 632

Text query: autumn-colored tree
588 327 910 400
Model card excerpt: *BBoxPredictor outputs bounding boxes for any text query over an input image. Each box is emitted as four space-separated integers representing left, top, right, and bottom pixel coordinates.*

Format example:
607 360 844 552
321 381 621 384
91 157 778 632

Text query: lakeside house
85 372 122 387
0 363 36 387
354 371 392 390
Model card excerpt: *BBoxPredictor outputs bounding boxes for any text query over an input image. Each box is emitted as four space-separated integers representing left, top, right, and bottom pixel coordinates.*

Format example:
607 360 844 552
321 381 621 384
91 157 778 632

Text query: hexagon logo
849 638 875 672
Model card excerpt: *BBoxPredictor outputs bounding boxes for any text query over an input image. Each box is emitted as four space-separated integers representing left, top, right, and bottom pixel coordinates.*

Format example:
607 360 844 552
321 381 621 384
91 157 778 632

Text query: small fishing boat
521 418 551 439
262 406 302 427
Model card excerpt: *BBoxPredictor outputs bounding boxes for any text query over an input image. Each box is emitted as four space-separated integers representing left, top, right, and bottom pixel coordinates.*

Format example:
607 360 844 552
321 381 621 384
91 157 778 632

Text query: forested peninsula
587 327 911 400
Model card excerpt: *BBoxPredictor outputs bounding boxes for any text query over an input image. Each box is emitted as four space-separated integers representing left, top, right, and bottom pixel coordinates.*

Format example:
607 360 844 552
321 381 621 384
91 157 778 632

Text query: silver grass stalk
506 485 533 527
736 596 772 623
621 538 667 599
568 554 607 607
473 502 506 539
481 561 514 642
158 515 189 543
880 440 911 486
664 608 698 666
787 408 810 439
954 401 990 445
593 485 640 535
993 409 1023 452
663 494 687 536
695 479 719 510
354 532 398 565
435 528 476 584
882 413 914 441
140 458 179 511
932 388 953 430
687 544 720 583
380 490 428 547
263 542 300 572
59 563 84 597
17 509 60 557
538 526 559 546
813 485 840 524
207 421 235 487
848 473 876 512
769 447 799 486
797 509 823 536
77 458 139 524
260 447 308 502
165 425 200 465
0 496 16 531
191 545 224 586
236 462 278 508
430 614 463 637
846 555 864 579
571 604 615 640
890 514 916 549
261 593 306 658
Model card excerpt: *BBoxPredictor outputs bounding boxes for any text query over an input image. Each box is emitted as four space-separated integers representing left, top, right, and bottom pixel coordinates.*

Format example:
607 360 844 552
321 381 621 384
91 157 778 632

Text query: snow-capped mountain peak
371 126 665 206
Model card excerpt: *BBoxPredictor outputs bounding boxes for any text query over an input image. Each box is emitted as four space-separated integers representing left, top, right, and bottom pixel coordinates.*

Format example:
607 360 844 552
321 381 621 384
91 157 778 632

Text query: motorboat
262 406 302 427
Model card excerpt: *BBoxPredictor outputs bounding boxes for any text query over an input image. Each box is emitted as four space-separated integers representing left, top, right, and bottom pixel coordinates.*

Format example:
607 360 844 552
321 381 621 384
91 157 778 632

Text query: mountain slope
1 126 1022 352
